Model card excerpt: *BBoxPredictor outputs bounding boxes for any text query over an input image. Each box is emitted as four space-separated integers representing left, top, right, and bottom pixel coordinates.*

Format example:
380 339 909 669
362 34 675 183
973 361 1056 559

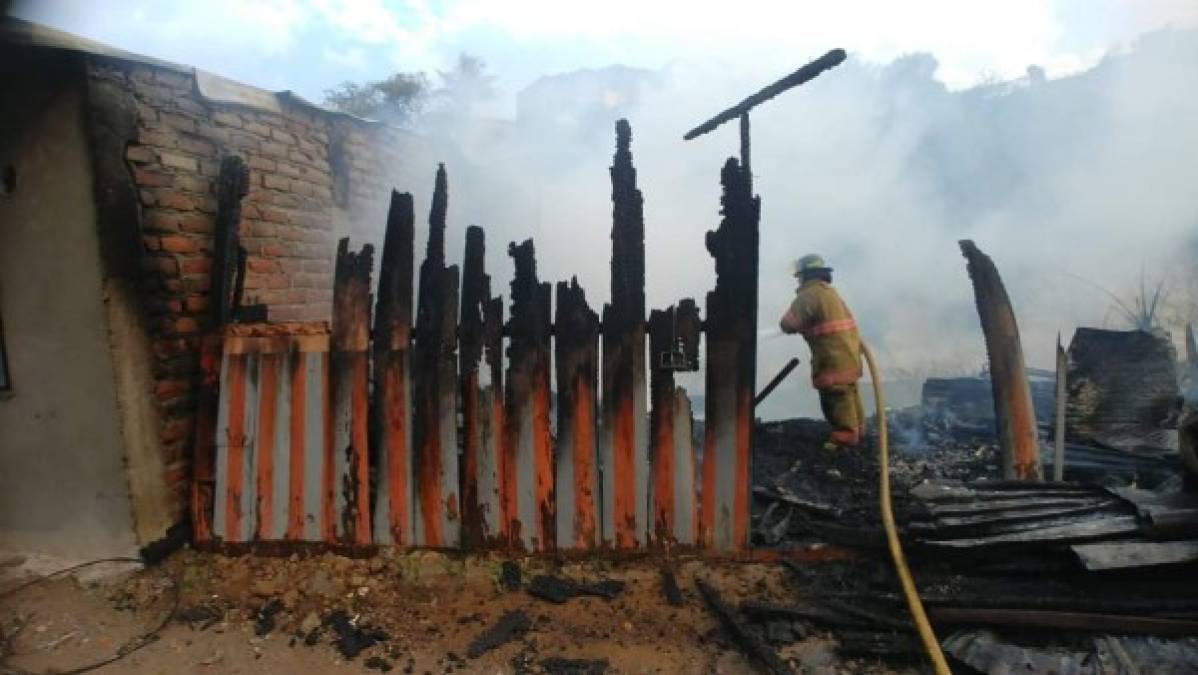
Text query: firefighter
779 254 865 448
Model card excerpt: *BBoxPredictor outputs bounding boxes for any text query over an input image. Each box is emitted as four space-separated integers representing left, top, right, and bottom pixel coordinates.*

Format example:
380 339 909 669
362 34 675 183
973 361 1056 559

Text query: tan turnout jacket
779 279 862 388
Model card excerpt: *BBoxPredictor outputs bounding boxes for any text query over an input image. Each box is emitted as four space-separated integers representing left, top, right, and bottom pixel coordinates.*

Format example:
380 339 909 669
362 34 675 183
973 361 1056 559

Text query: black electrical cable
0 557 179 675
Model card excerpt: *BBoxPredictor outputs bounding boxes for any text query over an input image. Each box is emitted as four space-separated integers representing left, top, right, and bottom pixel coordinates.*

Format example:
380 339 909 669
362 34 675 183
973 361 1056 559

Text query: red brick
247 155 276 172
163 279 184 293
156 191 195 211
279 226 305 242
262 174 289 190
184 295 209 312
173 175 212 194
159 152 198 172
212 110 243 128
270 128 297 145
261 243 293 258
139 189 156 206
134 168 171 187
260 140 289 158
159 112 196 132
175 317 199 333
181 257 212 274
142 235 161 252
139 129 175 148
177 135 216 157
247 258 279 274
241 203 262 219
195 197 218 214
179 214 213 234
160 235 199 254
155 379 190 401
259 207 288 223
243 120 270 137
126 145 155 163
143 255 179 276
244 221 276 238
284 288 310 303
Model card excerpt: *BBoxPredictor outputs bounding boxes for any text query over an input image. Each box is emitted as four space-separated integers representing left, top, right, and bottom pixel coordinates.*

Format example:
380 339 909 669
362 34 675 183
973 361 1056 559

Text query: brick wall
86 58 412 519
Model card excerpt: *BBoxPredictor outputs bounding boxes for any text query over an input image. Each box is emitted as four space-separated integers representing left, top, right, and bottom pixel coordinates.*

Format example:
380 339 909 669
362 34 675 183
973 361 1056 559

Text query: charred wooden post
413 165 461 547
648 300 701 546
371 190 415 546
505 239 554 551
193 155 250 544
960 239 1042 481
701 158 760 550
209 155 250 327
331 238 374 545
555 278 600 549
600 119 649 548
460 226 506 548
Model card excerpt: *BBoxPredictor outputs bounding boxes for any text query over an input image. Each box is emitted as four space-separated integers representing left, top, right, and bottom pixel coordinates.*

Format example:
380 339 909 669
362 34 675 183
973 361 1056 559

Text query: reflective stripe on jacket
779 280 862 389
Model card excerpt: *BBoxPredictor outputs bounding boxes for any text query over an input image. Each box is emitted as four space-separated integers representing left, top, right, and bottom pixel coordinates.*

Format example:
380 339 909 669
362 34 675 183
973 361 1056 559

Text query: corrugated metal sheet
212 325 331 543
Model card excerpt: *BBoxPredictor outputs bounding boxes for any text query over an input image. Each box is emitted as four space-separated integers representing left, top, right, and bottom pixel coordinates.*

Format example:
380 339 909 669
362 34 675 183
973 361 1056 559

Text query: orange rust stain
532 367 554 550
732 389 751 549
419 405 443 547
651 390 675 546
286 349 306 540
320 352 335 541
446 492 459 520
613 394 636 548
192 336 222 543
351 354 370 544
224 354 247 542
255 353 279 540
572 375 597 549
383 357 409 545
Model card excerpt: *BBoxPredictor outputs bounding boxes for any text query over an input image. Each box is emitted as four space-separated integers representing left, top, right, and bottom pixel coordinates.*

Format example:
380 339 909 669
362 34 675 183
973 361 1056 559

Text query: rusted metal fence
194 118 760 553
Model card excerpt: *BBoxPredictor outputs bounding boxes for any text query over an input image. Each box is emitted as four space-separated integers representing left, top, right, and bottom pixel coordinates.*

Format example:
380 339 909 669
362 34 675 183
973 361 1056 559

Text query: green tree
323 71 430 125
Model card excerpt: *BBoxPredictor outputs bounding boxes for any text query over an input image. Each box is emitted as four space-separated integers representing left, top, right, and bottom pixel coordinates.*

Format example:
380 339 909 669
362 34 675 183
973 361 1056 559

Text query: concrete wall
0 57 138 558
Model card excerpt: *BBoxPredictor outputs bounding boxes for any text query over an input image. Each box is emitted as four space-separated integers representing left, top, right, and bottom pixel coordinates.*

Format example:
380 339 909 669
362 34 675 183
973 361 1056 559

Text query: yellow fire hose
860 342 952 674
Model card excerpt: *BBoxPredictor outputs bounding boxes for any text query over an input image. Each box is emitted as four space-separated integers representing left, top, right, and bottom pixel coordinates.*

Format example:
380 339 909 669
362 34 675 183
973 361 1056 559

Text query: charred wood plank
661 567 684 607
920 514 1140 549
696 580 794 675
600 119 649 548
332 238 373 545
701 157 760 550
959 240 1041 480
931 607 1198 637
683 49 846 141
555 278 600 549
481 295 507 543
506 239 554 551
371 190 415 546
466 610 531 659
413 165 460 547
1072 539 1198 571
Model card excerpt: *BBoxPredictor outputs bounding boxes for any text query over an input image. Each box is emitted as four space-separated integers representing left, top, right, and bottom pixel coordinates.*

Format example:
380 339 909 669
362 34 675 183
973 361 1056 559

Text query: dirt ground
0 548 917 674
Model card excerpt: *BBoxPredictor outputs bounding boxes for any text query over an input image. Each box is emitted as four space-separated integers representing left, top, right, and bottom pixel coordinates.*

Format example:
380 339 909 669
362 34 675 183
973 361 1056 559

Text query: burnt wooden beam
683 49 846 141
702 158 760 550
600 118 649 548
331 238 373 545
960 240 1041 480
460 225 506 548
209 155 250 328
648 300 701 546
554 277 600 549
696 579 794 675
371 190 415 546
413 165 461 547
930 607 1198 637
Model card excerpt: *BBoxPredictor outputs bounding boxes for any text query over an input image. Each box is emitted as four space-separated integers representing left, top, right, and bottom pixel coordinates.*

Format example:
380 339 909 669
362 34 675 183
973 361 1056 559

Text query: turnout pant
818 383 864 446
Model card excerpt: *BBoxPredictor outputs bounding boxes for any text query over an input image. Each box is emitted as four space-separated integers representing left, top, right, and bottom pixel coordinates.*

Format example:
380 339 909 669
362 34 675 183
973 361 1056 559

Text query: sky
11 0 1198 419
12 1 1198 114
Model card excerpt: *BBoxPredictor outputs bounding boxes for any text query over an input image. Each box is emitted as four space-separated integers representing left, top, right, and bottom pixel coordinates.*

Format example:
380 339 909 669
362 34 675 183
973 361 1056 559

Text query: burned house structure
0 18 425 558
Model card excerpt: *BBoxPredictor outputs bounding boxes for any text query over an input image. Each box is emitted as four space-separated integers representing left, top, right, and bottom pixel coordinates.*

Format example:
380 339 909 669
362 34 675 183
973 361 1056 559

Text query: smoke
389 29 1198 419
